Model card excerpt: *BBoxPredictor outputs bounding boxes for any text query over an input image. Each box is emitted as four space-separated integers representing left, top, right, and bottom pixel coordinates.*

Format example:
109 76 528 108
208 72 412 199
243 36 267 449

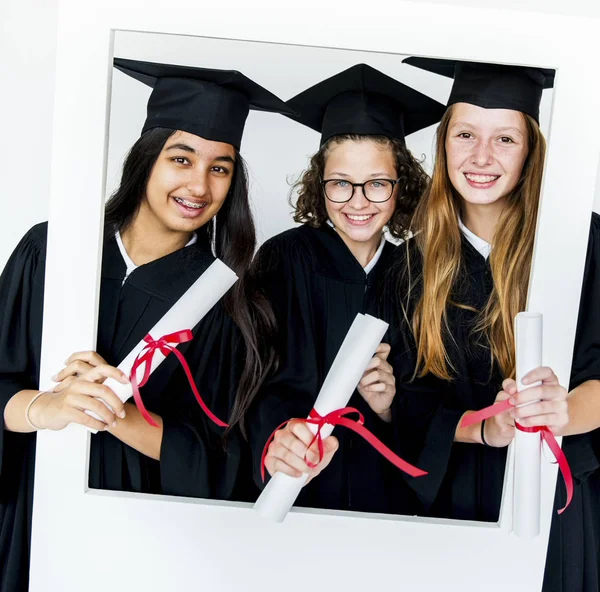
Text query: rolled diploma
512 312 543 539
85 258 238 432
253 313 389 522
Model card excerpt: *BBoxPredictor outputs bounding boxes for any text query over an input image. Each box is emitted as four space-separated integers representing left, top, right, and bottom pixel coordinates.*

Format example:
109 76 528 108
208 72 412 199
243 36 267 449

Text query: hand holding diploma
357 342 395 423
502 367 569 434
27 363 128 432
263 419 339 481
254 313 427 522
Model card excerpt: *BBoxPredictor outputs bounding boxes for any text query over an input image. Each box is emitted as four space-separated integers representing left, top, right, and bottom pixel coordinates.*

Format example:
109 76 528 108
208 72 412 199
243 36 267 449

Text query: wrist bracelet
481 418 490 446
25 391 47 431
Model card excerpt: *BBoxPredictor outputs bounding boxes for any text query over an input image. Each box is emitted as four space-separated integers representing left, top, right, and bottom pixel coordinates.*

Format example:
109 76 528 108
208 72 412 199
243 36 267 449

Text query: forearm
3 389 43 433
556 379 600 437
454 411 483 444
107 402 163 460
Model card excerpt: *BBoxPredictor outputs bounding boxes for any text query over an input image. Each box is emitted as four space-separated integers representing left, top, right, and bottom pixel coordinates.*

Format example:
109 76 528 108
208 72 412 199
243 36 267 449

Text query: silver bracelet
25 391 47 431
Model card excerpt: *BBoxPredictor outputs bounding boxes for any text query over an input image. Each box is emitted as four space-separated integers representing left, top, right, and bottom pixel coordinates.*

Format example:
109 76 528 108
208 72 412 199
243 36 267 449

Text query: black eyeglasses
321 178 400 203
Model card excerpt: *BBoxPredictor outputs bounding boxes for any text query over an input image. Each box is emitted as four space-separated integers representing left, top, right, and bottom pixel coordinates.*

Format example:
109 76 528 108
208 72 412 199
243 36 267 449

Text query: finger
52 375 77 393
66 351 108 366
82 364 129 386
502 378 518 395
513 384 565 406
514 399 567 420
494 389 511 402
68 409 110 432
517 414 564 429
364 355 383 372
361 382 387 394
374 343 391 361
274 429 314 463
361 368 395 387
265 457 302 479
52 360 95 382
64 393 116 425
522 366 559 386
310 436 339 470
289 421 318 447
267 442 313 474
64 382 125 417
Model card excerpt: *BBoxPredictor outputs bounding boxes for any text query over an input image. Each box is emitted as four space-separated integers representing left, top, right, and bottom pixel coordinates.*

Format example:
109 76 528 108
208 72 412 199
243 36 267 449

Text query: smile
345 214 375 222
464 173 500 184
173 197 207 210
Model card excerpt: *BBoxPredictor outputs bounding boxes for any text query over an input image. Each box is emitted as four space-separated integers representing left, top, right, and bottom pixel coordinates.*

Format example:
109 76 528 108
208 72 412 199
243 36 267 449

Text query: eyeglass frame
320 178 401 203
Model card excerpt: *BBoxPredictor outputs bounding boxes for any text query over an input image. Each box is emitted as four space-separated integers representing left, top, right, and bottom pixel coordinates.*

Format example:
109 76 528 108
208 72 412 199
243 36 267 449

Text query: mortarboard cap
402 57 555 123
114 58 297 149
286 63 446 145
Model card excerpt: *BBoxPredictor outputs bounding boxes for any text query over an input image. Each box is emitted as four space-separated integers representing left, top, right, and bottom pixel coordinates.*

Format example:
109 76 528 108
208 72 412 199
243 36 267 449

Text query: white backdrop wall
0 0 57 269
108 32 556 247
1 1 600 267
1 2 600 592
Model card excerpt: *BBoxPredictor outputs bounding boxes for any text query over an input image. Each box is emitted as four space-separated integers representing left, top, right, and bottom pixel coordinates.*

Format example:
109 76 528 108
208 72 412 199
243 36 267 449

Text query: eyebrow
165 143 236 164
326 172 395 178
450 122 524 136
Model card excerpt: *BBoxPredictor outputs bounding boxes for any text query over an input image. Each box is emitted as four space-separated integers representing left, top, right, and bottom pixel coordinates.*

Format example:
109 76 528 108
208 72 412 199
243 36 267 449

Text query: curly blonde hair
291 134 429 240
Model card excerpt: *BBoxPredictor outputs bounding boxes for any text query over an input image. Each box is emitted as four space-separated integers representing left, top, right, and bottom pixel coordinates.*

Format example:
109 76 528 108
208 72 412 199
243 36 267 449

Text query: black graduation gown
248 223 420 515
384 214 600 590
0 223 254 592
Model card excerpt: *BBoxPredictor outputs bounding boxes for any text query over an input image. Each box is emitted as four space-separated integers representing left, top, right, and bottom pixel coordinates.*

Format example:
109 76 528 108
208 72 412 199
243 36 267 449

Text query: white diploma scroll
512 312 543 539
253 313 389 523
86 259 238 432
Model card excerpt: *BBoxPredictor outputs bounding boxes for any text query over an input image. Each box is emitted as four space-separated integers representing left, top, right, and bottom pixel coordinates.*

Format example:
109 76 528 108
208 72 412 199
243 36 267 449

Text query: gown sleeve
562 212 600 482
246 233 322 490
0 224 46 479
158 302 249 501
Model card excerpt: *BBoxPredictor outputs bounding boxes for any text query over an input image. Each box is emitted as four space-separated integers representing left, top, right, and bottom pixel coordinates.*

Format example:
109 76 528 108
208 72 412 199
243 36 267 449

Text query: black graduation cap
402 57 555 123
113 58 297 149
286 63 446 145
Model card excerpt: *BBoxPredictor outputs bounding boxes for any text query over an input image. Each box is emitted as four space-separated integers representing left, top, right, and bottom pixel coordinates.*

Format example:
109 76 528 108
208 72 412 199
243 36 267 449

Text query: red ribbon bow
130 331 228 428
461 400 573 514
260 406 427 482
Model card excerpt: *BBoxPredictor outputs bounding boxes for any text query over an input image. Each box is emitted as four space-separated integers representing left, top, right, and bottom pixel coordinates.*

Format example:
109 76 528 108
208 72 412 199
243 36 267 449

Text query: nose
347 185 370 210
470 139 493 168
186 168 209 197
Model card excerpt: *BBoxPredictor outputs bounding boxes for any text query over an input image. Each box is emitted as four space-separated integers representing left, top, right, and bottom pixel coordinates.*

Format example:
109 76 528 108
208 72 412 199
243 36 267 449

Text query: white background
108 31 554 245
2 1 599 268
1 2 600 592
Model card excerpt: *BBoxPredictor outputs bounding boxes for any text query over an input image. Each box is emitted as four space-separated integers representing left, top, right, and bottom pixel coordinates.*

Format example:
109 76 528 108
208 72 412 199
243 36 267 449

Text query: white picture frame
29 2 600 590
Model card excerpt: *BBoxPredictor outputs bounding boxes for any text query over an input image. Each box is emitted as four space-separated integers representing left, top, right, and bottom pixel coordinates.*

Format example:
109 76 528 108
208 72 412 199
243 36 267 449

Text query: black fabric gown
0 223 255 592
383 213 600 591
248 223 420 515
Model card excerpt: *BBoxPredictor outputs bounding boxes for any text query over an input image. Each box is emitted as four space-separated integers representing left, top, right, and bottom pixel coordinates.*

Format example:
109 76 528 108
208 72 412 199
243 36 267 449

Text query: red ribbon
130 331 228 428
461 401 573 513
260 406 427 482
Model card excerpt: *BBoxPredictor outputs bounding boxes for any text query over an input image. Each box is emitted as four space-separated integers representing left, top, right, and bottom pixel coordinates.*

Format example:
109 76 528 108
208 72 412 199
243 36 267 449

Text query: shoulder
20 222 48 254
255 226 317 271
5 222 49 265
590 211 600 238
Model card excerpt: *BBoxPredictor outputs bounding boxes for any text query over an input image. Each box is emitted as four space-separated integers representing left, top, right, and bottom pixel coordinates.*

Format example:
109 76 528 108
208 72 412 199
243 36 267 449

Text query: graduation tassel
130 331 229 428
260 406 427 482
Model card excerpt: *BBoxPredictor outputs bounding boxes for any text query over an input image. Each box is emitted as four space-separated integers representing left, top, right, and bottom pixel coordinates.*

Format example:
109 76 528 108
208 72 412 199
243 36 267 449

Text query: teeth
465 173 499 183
347 214 373 221
174 197 206 209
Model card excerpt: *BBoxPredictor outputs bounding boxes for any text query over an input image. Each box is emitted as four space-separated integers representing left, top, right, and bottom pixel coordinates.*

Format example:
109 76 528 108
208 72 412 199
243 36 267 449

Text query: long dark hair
105 127 276 439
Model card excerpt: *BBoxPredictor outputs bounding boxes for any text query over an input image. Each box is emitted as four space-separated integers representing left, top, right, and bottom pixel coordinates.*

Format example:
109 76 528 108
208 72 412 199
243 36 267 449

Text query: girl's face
445 102 529 210
323 139 398 250
138 130 235 237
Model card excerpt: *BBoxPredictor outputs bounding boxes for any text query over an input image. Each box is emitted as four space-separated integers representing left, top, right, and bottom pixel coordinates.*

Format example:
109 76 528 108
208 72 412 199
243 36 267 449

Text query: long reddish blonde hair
410 104 547 381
